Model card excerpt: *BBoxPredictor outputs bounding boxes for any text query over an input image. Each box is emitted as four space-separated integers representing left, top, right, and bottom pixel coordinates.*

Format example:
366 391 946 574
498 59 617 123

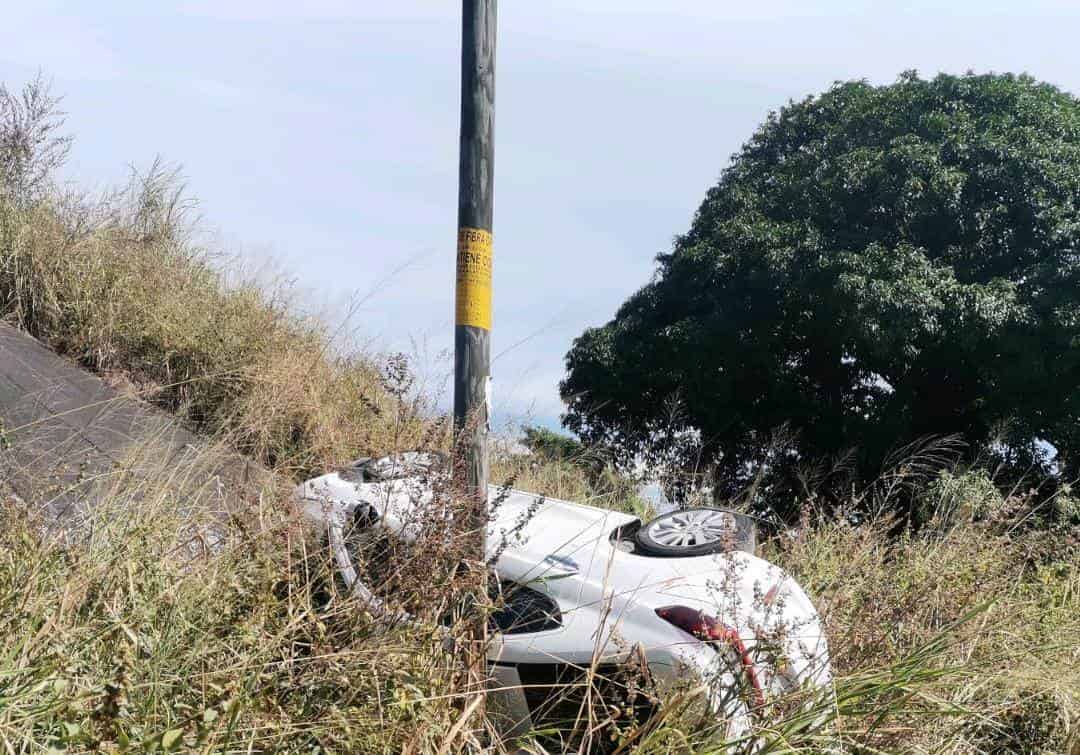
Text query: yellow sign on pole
455 227 493 330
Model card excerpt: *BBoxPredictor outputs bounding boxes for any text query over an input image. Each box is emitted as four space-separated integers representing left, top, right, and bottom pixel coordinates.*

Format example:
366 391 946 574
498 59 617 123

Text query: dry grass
0 445 470 753
1 76 1078 753
3 438 1077 753
490 452 648 519
768 510 1079 752
0 163 439 479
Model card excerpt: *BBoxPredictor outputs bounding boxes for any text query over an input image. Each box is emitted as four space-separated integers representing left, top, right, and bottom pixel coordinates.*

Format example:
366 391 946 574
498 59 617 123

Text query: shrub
919 468 1006 528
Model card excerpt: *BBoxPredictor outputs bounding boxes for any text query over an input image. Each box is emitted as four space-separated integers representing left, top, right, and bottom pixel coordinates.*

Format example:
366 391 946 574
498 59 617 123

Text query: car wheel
635 508 756 557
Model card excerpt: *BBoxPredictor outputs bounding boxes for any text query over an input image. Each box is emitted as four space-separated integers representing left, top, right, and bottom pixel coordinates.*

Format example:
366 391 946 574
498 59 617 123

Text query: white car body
296 457 833 741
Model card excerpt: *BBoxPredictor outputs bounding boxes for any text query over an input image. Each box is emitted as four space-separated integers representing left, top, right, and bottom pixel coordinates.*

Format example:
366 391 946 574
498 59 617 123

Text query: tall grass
1 76 1077 753
0 159 438 479
0 440 468 753
768 498 1079 752
4 442 1075 753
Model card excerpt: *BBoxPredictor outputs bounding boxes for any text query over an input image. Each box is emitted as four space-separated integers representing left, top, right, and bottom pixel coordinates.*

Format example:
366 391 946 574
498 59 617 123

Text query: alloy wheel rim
646 509 737 548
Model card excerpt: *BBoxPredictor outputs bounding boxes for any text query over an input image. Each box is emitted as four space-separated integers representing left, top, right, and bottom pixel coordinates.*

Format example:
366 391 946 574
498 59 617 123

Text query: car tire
635 508 756 557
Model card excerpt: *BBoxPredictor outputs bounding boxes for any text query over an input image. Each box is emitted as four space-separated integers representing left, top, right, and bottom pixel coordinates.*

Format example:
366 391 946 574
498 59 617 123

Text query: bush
919 468 1006 528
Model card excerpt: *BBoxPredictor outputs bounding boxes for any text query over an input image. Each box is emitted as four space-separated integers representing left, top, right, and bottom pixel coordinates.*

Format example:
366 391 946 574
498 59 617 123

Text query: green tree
562 72 1080 510
520 425 585 463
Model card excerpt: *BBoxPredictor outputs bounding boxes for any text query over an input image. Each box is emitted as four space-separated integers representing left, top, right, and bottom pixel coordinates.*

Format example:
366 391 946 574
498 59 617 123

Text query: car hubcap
647 509 737 548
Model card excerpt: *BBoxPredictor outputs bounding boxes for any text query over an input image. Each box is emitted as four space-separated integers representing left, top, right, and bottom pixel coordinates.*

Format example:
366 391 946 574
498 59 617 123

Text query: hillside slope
0 321 269 520
0 79 1076 753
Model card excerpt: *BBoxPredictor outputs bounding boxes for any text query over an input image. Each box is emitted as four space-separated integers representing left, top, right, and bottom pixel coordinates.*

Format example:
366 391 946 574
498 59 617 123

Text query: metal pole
454 0 495 720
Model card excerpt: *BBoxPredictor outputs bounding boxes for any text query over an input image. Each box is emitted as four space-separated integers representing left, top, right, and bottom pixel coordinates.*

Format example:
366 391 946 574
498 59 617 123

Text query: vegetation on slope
0 75 1077 753
768 470 1079 752
0 444 466 753
1 444 1075 753
0 81 437 479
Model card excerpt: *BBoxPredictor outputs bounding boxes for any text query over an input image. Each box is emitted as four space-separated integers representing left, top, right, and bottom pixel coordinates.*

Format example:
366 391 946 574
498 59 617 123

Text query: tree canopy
520 425 585 463
561 72 1080 507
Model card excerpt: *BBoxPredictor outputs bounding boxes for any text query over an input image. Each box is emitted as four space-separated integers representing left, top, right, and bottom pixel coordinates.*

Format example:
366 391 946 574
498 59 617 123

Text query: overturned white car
296 453 833 742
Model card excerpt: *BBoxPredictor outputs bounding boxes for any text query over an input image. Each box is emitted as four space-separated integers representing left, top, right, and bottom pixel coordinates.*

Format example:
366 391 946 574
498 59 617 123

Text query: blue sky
3 1 1080 432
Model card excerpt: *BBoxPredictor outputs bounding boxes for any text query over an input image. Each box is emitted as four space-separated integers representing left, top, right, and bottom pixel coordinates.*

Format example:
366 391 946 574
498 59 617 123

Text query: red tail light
655 605 765 708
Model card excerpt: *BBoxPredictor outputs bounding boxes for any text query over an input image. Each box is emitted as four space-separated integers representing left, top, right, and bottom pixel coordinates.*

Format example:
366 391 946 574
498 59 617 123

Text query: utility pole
455 0 495 721
455 0 495 535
